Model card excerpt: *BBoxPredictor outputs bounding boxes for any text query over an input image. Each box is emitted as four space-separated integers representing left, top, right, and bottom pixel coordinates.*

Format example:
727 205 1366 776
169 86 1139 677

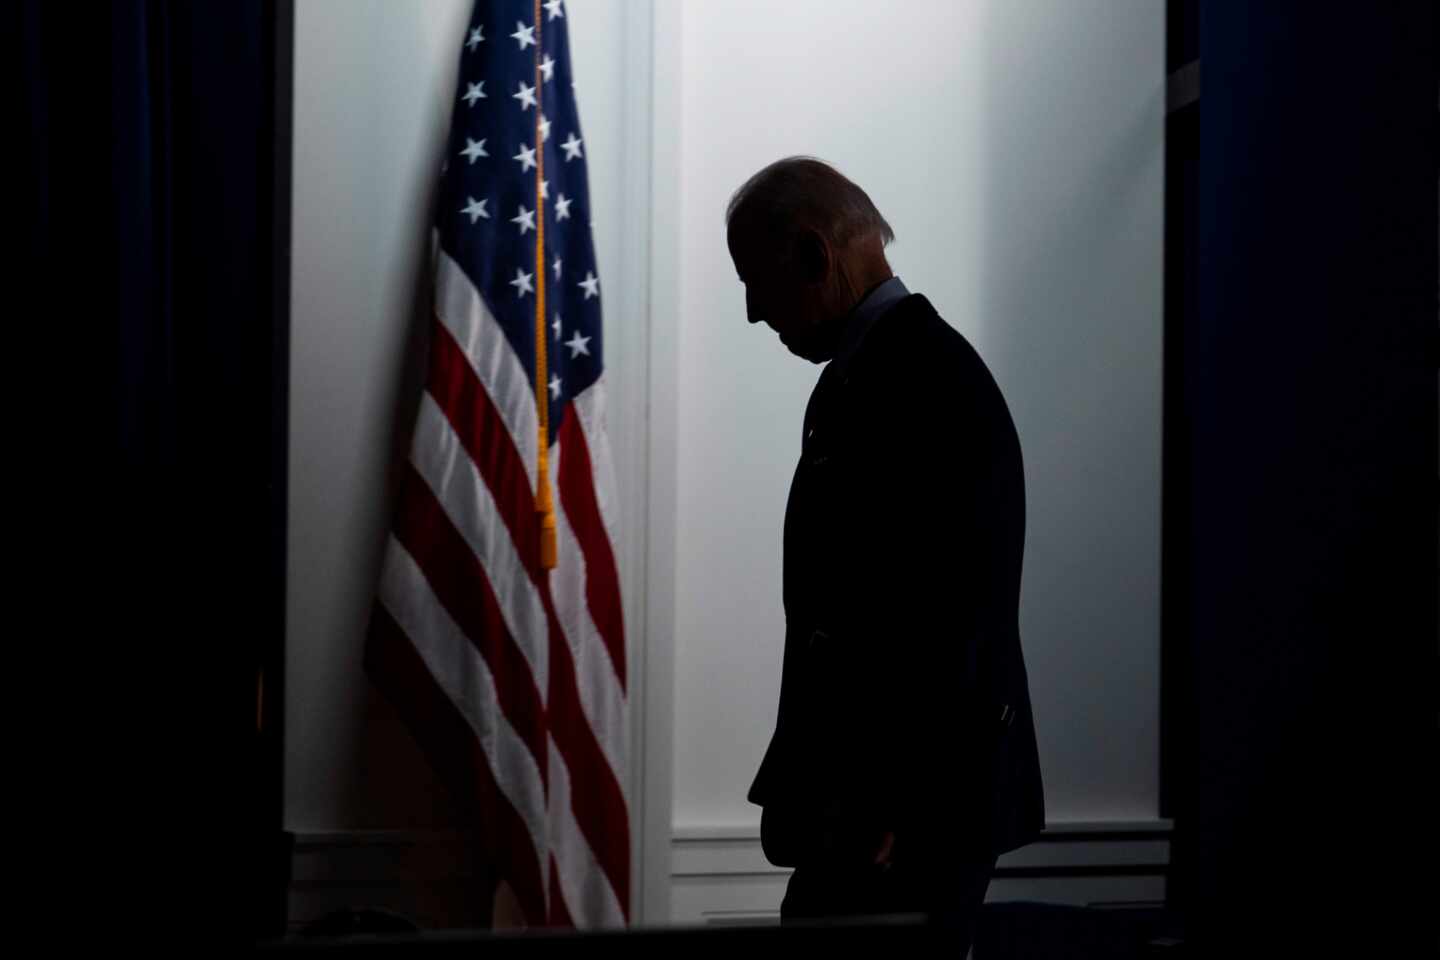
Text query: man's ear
790 228 830 285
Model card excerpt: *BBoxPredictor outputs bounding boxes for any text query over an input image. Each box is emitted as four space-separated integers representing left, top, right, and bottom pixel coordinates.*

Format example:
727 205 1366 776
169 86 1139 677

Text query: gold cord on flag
532 0 558 570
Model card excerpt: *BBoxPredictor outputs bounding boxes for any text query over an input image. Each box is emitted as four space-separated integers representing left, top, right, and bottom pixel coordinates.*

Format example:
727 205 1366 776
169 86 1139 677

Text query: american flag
365 0 629 927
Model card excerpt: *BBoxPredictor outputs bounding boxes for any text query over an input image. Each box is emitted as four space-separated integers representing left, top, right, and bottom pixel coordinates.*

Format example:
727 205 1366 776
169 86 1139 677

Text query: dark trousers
780 853 997 954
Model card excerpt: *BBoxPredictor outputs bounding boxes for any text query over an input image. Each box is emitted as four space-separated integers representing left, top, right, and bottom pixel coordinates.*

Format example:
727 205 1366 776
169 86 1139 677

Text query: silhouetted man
730 157 1044 950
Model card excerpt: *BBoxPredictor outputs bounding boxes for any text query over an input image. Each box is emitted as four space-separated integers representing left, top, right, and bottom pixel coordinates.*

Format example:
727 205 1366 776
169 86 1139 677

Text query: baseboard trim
672 819 1171 842
670 819 1172 925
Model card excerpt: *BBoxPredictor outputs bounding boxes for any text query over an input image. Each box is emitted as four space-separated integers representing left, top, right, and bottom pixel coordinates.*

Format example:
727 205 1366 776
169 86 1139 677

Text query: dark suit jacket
747 292 1045 875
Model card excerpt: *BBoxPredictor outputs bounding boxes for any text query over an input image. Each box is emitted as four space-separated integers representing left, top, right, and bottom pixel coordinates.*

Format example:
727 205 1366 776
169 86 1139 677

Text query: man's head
726 157 895 363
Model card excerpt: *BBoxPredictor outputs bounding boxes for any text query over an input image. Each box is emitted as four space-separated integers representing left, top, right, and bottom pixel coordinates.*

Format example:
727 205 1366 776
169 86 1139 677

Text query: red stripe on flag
540 596 631 917
392 462 549 780
366 604 546 925
556 411 627 689
428 322 542 567
429 321 631 915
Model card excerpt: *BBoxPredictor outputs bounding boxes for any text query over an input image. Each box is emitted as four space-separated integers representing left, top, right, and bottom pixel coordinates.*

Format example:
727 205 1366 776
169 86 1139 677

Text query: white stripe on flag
377 537 548 868
547 731 627 928
412 390 624 784
435 242 539 489
409 392 549 694
547 436 628 786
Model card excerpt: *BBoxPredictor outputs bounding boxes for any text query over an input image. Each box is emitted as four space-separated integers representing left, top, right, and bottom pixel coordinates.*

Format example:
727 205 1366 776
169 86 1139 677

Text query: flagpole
532 0 557 570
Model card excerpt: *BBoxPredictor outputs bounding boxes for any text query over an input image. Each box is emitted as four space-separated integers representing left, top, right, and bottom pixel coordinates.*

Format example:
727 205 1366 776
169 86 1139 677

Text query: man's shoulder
862 293 991 385
852 294 1019 447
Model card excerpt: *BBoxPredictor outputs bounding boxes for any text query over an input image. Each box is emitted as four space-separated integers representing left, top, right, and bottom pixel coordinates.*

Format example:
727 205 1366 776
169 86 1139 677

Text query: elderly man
729 157 1045 946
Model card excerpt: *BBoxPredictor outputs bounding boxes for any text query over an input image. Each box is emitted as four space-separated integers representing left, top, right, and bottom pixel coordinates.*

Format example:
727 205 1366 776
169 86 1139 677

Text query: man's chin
781 336 828 365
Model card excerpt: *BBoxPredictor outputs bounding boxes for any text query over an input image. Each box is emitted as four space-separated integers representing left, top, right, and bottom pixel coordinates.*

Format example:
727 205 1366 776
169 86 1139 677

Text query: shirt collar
826 276 909 380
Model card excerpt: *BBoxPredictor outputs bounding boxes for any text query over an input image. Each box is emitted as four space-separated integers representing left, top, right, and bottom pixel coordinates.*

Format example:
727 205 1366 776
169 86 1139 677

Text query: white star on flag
467 25 484 50
513 81 537 111
554 193 573 221
461 197 489 223
460 138 488 163
545 0 565 21
540 179 550 200
511 204 536 234
510 267 534 297
549 374 562 399
552 313 563 339
511 21 536 50
578 271 599 299
565 331 592 358
560 132 584 161
463 82 486 106
538 115 552 142
540 55 556 82
513 142 538 172
553 256 563 280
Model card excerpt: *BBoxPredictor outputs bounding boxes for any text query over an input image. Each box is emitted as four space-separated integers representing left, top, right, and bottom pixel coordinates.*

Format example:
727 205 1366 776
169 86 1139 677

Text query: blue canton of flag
439 0 602 446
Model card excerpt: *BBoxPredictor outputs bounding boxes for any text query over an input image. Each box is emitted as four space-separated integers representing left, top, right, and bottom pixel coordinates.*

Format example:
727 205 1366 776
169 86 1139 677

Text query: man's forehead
727 232 759 270
728 226 783 269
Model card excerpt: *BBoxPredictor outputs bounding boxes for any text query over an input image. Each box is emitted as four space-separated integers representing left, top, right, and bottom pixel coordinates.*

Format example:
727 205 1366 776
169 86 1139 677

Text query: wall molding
670 820 1172 926
633 0 683 929
608 0 664 929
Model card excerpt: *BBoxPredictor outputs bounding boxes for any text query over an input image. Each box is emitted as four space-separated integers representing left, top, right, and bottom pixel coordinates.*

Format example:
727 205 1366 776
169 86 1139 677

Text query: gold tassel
536 445 557 569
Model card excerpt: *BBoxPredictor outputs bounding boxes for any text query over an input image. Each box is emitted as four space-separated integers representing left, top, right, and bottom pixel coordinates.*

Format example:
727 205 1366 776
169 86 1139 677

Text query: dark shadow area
260 906 1188 957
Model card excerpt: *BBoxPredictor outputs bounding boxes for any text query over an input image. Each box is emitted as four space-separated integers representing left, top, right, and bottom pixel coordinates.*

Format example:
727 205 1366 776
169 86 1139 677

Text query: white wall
672 0 1165 829
286 0 636 832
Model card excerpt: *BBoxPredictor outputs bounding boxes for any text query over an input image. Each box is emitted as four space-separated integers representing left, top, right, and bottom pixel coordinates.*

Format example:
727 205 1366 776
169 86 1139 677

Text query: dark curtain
1169 2 1436 954
22 0 290 940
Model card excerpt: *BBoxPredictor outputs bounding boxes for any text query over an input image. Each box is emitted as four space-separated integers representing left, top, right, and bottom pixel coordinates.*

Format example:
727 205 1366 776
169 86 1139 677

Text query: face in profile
729 229 831 364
